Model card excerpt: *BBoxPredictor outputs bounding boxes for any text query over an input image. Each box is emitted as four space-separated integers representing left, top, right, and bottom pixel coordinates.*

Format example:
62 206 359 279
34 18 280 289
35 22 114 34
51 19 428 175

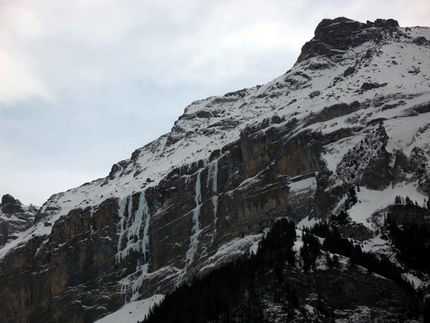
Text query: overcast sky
0 0 428 206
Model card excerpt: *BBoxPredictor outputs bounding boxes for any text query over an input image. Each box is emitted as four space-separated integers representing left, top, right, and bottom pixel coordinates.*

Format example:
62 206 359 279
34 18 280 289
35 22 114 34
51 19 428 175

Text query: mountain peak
1 194 23 214
0 194 38 247
296 17 399 63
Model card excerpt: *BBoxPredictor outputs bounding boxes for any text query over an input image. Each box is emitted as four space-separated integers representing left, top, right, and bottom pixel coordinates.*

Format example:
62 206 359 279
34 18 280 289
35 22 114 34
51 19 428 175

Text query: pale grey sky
0 0 428 206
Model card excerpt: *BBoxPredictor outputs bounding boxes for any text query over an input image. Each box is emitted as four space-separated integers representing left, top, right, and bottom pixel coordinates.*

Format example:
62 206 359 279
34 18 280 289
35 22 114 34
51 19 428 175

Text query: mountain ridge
1 17 430 322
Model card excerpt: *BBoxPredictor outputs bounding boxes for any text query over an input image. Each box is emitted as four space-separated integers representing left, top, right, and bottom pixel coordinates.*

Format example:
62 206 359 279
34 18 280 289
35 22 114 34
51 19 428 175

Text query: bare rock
297 17 399 63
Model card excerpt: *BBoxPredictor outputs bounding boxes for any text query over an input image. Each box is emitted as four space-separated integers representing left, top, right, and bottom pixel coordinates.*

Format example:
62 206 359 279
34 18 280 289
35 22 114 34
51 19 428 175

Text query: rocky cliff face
297 17 400 63
1 18 430 322
0 194 38 247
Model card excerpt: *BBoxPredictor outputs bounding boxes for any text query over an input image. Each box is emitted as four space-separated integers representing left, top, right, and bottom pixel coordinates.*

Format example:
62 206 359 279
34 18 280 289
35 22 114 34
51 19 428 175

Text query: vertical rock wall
0 121 323 323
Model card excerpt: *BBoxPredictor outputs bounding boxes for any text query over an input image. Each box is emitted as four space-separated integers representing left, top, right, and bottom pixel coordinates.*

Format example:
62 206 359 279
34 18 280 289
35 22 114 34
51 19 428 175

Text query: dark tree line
141 219 296 323
139 214 426 323
307 222 413 292
387 217 430 273
300 230 321 272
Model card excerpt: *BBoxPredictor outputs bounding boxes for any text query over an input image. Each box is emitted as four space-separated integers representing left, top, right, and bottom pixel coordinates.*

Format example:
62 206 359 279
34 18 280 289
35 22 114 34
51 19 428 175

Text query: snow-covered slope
1 17 430 323
15 21 430 237
94 295 163 323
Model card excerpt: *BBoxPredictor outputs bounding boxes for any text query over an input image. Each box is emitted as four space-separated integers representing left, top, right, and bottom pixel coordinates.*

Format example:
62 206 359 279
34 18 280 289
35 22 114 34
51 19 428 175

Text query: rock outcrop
0 198 121 323
296 17 399 63
0 194 38 247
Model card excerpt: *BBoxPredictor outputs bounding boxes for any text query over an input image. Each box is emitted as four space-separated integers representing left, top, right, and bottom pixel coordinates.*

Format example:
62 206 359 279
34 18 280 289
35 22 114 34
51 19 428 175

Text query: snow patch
297 216 319 230
289 176 317 192
94 294 164 323
200 234 262 273
402 272 426 290
349 183 426 229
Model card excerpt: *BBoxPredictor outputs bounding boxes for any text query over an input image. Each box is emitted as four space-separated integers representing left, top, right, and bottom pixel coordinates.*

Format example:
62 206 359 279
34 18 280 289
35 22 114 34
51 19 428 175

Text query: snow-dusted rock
1 17 430 322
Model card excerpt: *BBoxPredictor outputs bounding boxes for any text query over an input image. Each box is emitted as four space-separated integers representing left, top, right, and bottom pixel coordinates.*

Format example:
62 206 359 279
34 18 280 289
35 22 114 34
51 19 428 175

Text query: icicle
116 193 152 303
140 193 151 262
207 160 219 242
116 191 152 263
195 170 202 206
211 196 218 243
185 170 203 267
212 160 218 193
130 264 149 301
120 280 132 304
206 160 218 193
126 193 144 248
115 196 128 263
119 197 134 261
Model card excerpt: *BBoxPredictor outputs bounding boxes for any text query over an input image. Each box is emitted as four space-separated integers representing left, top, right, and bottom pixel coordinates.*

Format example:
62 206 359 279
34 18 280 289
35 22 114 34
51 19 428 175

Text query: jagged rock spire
1 194 24 214
296 17 399 63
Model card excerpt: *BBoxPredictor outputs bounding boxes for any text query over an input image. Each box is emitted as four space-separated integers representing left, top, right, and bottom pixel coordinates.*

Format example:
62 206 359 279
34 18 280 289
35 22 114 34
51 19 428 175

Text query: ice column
140 193 151 262
116 196 129 263
207 161 219 242
185 170 203 267
115 192 151 263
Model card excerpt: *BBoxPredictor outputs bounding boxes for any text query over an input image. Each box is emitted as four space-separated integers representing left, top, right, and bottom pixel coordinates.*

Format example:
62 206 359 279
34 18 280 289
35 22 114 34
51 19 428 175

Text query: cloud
0 0 299 111
0 48 53 104
0 4 53 105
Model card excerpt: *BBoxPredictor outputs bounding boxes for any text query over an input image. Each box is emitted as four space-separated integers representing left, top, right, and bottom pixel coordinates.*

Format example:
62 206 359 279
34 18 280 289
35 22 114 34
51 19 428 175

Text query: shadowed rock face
0 125 322 323
0 198 121 323
296 17 399 63
1 194 25 214
0 195 38 246
145 125 321 274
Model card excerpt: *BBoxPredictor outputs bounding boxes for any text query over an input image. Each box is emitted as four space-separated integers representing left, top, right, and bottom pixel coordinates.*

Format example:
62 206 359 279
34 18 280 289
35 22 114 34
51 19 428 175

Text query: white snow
349 184 426 229
293 229 304 252
296 216 319 230
359 234 392 256
199 233 262 273
385 108 430 155
94 294 164 323
289 176 317 192
402 273 425 290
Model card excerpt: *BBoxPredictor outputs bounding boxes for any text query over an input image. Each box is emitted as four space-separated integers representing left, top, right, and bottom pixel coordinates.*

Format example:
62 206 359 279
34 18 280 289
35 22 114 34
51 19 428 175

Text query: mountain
0 194 38 247
1 17 430 322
